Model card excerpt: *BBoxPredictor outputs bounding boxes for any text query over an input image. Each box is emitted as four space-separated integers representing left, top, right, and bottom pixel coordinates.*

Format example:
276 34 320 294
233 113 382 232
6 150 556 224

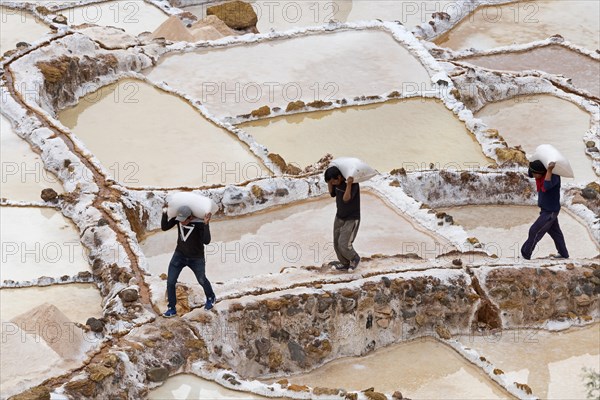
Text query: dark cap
528 160 547 177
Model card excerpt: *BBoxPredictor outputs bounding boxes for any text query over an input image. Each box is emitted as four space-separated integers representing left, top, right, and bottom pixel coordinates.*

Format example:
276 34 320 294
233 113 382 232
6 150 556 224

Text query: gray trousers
333 217 360 265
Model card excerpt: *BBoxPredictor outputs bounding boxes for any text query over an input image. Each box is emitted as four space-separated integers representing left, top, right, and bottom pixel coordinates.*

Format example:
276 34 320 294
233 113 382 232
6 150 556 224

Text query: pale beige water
238 99 491 171
0 207 90 281
285 337 511 399
148 374 266 400
475 95 597 185
141 193 447 283
459 45 600 98
186 0 457 33
459 325 600 399
0 283 103 324
59 79 270 187
64 0 167 36
436 0 600 51
0 6 51 55
438 205 599 259
145 30 432 119
1 115 63 202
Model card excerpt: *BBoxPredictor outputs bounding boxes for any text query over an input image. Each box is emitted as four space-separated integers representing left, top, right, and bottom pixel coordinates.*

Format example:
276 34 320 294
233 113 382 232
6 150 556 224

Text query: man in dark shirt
161 205 215 317
324 166 361 271
521 160 569 260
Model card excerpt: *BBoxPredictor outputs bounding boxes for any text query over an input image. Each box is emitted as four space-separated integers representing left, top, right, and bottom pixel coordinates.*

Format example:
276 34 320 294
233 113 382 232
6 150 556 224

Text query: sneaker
205 296 216 310
163 308 177 318
334 263 350 271
550 254 569 260
349 255 361 270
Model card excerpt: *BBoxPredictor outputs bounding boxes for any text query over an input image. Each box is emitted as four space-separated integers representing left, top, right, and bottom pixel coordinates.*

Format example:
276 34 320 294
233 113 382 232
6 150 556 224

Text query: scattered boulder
251 105 271 117
119 288 139 302
286 100 306 112
207 1 258 31
86 317 104 333
52 15 67 24
40 188 58 202
146 366 169 382
581 187 598 200
16 42 30 50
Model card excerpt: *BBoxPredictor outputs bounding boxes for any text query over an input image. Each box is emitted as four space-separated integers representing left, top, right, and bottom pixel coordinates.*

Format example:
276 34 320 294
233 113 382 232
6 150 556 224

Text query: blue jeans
521 211 569 260
167 251 215 309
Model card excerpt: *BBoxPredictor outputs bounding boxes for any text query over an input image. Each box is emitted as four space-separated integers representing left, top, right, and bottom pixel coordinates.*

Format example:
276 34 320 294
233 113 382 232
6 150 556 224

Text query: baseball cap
175 206 192 222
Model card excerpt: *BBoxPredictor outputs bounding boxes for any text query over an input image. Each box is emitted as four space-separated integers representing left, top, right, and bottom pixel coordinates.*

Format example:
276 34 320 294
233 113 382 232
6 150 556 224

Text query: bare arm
545 162 555 181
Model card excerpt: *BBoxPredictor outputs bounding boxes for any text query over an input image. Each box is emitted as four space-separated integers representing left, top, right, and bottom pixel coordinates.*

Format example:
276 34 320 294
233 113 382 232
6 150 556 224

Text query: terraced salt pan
458 45 600 98
141 193 446 283
0 283 103 324
458 325 600 399
284 337 511 398
238 99 491 171
0 6 51 54
58 79 269 187
1 115 63 202
148 374 266 400
64 0 168 36
438 205 599 259
435 0 600 51
145 30 432 119
0 207 90 282
475 95 597 185
185 0 456 34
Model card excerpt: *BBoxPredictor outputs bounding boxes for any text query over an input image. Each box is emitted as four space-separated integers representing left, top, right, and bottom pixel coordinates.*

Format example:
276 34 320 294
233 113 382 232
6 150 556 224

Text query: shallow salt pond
185 0 456 33
475 95 597 185
1 115 63 202
141 193 446 283
148 374 266 400
435 0 600 51
0 207 90 282
283 337 511 399
63 0 168 36
0 6 51 54
0 283 103 324
458 325 600 399
238 99 491 171
145 30 432 119
458 45 600 98
58 79 269 187
438 205 599 259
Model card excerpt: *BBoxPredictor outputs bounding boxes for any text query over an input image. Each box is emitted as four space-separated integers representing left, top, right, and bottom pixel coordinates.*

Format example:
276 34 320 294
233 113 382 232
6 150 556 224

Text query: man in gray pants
324 166 361 271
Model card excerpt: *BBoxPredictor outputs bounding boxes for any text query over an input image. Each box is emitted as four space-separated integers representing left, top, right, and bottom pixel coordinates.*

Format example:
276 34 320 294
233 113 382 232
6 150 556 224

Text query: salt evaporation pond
0 207 90 281
239 99 491 171
145 30 432 119
63 0 168 36
438 205 599 259
458 45 600 98
58 79 269 187
435 0 600 51
1 115 63 202
283 337 511 399
0 283 103 324
0 6 51 55
185 0 456 34
475 95 597 185
459 325 600 399
141 193 446 282
148 374 266 400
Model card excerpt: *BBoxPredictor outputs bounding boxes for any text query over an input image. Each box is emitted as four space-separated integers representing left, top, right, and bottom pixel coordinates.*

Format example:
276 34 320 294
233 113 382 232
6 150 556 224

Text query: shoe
334 263 350 271
163 308 177 318
550 254 568 260
349 255 361 270
205 296 216 310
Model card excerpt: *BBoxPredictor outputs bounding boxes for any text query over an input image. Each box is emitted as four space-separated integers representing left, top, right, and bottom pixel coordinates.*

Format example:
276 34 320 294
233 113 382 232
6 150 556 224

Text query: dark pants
167 251 214 309
333 217 360 265
521 211 569 260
